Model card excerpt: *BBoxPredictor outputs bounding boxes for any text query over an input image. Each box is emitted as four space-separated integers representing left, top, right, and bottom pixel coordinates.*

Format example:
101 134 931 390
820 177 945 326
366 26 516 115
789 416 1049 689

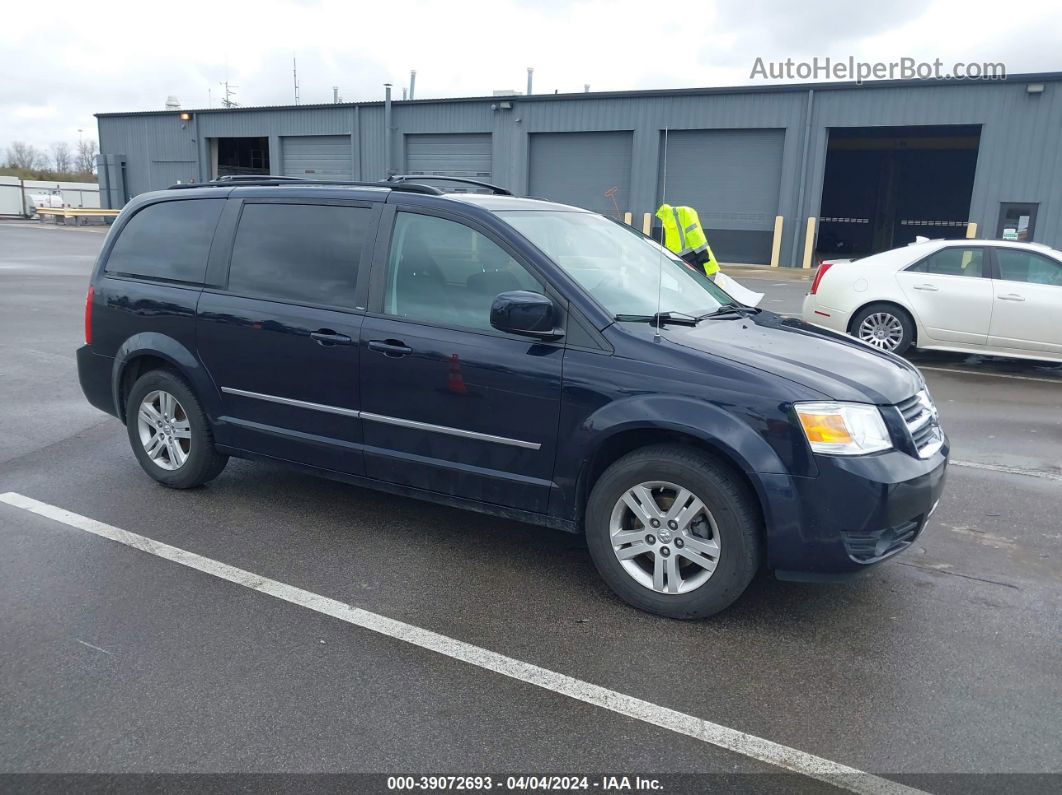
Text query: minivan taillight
809 263 833 295
84 285 94 344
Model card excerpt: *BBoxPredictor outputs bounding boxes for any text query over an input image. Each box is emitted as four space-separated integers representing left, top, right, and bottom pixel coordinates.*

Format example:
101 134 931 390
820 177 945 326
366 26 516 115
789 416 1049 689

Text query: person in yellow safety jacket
655 204 720 279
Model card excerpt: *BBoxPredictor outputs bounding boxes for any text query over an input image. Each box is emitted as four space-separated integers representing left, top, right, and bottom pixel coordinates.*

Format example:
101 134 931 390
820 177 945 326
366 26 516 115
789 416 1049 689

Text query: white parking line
0 491 921 795
951 460 1062 482
919 366 1061 384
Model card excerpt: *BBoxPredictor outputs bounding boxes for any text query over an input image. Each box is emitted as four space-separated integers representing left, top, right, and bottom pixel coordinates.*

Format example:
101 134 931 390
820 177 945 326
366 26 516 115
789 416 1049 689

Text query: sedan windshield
497 210 732 319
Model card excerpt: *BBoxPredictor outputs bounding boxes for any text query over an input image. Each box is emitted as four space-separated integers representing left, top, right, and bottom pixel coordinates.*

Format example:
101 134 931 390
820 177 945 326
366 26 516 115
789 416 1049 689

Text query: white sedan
802 239 1062 362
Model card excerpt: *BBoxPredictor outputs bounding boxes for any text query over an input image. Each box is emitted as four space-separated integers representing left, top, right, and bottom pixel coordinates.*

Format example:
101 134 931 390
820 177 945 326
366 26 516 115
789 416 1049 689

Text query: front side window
497 210 731 318
384 212 542 331
908 247 985 278
995 248 1062 287
105 199 223 284
227 203 372 307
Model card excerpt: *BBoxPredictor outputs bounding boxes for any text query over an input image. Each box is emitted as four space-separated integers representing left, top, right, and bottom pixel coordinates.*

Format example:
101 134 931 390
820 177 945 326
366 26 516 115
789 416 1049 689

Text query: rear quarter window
104 199 224 284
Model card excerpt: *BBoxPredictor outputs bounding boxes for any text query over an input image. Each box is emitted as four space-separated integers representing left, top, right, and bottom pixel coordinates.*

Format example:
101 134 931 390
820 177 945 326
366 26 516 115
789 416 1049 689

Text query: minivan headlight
794 402 893 455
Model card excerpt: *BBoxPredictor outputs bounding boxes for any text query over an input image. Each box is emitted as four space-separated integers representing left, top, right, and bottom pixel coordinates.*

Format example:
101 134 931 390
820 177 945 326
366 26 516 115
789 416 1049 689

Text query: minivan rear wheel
585 445 761 619
126 370 228 488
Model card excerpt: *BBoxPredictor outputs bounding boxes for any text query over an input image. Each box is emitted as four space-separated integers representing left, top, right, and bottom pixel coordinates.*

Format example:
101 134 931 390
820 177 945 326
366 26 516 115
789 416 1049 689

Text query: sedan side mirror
490 291 564 340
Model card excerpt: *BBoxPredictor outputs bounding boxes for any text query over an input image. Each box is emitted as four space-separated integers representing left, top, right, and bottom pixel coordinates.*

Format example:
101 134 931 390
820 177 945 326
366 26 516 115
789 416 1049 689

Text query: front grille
843 519 922 563
897 390 943 458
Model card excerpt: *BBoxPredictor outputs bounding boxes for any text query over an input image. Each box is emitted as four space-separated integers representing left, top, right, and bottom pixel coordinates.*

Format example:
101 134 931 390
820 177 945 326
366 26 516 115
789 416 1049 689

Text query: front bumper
761 439 948 576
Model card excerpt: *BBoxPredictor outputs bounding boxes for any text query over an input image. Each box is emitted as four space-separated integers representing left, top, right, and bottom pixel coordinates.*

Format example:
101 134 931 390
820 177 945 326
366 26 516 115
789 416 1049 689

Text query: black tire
585 444 762 619
850 302 915 356
125 369 228 489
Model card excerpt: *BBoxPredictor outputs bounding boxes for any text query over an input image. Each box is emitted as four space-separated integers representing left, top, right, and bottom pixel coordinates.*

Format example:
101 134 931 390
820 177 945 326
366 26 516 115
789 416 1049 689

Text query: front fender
552 394 798 524
112 333 220 422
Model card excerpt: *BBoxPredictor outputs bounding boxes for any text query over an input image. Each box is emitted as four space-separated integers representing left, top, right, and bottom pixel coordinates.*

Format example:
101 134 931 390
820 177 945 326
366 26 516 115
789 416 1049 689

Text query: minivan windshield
497 210 733 319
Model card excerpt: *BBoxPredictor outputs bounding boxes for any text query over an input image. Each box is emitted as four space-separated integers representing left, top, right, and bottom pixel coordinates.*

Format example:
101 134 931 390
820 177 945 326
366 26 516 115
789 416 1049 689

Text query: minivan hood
661 311 921 404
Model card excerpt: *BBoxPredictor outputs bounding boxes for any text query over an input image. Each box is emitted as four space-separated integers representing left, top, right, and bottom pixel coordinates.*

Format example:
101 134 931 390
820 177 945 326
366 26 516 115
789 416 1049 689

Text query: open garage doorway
817 125 980 259
210 137 270 178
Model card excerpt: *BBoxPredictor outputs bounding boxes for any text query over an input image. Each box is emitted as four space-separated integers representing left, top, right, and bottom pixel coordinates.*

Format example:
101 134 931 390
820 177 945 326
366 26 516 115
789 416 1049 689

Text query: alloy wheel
136 390 191 471
857 312 904 351
608 481 721 594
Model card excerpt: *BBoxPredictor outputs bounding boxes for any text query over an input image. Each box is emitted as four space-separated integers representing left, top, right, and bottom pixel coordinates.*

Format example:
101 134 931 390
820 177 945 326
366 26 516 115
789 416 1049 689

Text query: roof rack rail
212 174 305 182
387 175 513 195
165 176 445 195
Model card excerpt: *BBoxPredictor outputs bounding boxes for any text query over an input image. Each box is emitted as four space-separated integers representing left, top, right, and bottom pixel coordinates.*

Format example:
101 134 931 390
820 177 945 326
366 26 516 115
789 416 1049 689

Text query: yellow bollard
642 212 652 236
802 217 817 270
966 222 977 239
623 212 632 226
769 215 784 268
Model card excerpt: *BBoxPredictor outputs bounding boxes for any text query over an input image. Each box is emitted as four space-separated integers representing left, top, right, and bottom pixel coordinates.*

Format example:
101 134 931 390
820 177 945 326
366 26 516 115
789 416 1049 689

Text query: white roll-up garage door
528 132 633 216
282 135 353 180
405 134 492 180
659 129 785 263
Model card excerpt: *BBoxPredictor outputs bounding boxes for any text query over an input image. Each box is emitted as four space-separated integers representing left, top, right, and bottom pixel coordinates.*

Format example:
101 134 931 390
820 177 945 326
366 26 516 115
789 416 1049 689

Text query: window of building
384 212 542 331
105 199 223 284
227 203 372 307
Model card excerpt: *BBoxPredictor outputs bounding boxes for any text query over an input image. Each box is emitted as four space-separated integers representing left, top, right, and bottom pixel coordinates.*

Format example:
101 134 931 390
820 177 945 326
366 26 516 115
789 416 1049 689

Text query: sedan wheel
136 389 191 470
857 311 905 351
609 480 722 595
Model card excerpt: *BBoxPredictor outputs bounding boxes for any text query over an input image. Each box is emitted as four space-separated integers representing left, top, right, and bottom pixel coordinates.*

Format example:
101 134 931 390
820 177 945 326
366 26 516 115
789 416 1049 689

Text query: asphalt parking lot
1 221 1060 792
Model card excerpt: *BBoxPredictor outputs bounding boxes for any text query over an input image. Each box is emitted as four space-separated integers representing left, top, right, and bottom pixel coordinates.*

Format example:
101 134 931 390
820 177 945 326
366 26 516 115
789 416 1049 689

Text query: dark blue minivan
77 178 947 618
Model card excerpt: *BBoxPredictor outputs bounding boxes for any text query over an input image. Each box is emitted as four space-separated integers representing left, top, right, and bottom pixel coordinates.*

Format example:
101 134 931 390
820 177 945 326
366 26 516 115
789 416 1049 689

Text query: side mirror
490 291 564 340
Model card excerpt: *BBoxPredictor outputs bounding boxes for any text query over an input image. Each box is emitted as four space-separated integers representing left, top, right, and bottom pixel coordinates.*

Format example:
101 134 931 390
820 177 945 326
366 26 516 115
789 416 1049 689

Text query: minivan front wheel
585 445 761 619
126 370 228 488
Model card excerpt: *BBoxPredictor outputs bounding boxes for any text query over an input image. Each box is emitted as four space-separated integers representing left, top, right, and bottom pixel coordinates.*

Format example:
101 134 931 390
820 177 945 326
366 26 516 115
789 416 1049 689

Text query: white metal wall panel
528 131 633 216
405 133 492 178
282 135 352 180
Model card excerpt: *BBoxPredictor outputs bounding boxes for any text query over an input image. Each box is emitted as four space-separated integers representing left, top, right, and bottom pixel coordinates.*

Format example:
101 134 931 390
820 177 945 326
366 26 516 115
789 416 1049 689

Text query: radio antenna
654 127 669 342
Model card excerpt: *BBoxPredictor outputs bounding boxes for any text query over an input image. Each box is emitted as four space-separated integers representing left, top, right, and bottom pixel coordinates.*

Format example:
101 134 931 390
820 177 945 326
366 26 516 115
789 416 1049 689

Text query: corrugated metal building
96 72 1062 266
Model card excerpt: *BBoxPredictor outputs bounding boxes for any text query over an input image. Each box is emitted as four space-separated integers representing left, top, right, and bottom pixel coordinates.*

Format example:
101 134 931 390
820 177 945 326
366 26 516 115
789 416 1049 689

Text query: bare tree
51 141 73 173
6 141 42 169
75 138 99 174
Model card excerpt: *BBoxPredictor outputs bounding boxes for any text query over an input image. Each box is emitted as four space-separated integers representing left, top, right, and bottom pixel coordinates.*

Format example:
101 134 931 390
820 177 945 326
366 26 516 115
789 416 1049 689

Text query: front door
197 199 376 474
359 206 563 513
988 246 1062 356
896 245 993 346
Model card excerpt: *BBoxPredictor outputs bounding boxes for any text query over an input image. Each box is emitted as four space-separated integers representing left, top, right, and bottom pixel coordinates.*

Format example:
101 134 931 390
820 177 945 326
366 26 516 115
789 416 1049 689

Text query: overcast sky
3 0 1061 156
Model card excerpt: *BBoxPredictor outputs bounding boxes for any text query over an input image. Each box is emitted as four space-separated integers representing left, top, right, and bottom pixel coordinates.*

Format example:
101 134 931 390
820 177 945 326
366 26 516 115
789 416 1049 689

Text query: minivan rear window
226 203 371 308
105 199 223 284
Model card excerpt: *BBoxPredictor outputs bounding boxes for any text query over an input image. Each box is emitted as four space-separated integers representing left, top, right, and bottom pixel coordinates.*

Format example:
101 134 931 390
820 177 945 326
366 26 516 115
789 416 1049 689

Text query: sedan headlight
795 401 893 455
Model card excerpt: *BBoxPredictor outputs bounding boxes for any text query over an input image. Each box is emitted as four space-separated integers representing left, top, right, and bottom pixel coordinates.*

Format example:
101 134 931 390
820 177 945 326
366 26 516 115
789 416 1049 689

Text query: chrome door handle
913 284 939 291
998 294 1026 301
368 339 413 357
310 329 353 346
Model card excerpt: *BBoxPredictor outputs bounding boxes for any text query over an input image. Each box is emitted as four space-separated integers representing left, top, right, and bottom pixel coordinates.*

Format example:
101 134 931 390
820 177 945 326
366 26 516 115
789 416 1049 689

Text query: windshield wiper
697 303 763 320
614 311 699 327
